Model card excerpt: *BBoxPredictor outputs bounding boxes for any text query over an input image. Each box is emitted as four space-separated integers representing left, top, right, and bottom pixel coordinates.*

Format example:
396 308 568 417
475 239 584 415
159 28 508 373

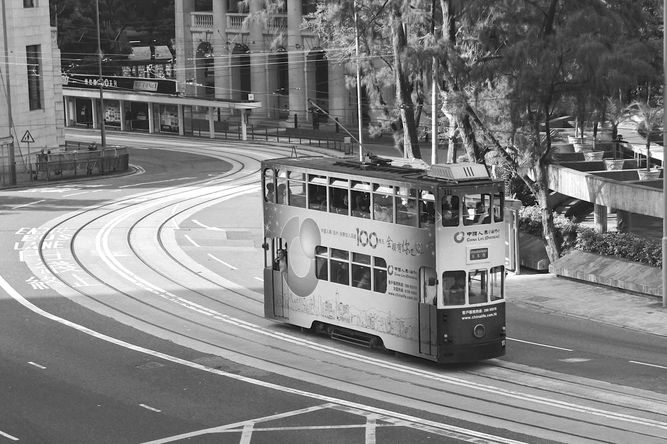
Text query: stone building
0 0 64 185
175 0 360 129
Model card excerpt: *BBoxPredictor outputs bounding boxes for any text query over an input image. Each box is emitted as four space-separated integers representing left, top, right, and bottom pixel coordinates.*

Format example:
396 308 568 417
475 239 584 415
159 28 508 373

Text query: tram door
264 238 289 319
418 267 438 356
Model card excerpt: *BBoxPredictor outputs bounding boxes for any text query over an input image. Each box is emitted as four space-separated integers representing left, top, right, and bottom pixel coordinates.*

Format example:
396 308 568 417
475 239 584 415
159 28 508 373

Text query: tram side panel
263 201 436 358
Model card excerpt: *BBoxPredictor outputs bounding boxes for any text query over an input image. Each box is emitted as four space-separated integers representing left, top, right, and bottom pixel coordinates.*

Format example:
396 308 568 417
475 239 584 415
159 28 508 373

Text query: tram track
14 142 667 443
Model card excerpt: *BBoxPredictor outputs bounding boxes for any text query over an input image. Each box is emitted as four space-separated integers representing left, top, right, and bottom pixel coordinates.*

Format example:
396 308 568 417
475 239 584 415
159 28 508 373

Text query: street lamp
354 0 363 161
95 0 106 147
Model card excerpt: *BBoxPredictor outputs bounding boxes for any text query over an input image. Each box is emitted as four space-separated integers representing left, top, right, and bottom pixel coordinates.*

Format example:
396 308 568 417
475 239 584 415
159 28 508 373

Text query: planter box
583 151 604 161
637 169 661 181
603 159 625 170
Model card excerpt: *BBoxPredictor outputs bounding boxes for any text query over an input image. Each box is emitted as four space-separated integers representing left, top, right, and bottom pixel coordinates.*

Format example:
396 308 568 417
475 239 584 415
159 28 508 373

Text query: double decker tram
261 156 506 363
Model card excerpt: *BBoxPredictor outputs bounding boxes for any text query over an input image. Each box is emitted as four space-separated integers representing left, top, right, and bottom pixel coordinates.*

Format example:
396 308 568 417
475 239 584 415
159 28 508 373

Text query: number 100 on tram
261 157 506 363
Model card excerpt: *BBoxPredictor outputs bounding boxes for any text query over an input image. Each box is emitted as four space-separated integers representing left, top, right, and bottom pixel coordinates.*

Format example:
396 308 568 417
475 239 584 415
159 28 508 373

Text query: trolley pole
95 0 106 147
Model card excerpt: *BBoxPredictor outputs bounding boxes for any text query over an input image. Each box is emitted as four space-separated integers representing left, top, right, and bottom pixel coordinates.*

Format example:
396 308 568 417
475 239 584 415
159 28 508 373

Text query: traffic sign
21 130 35 144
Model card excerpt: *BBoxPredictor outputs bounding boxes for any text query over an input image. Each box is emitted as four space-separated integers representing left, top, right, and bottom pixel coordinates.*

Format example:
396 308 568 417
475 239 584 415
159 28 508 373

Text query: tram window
468 269 488 304
396 187 418 226
443 270 466 306
352 253 371 290
315 246 329 280
489 266 504 300
419 191 435 228
373 257 387 293
276 170 287 204
463 193 491 226
329 184 349 215
493 192 504 222
351 181 371 219
373 185 394 223
264 169 275 203
288 171 306 208
308 175 327 211
330 248 349 285
442 195 460 227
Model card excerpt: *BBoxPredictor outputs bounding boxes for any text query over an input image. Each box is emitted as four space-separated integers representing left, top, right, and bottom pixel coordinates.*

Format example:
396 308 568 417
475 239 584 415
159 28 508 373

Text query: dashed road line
207 253 237 270
629 360 667 370
184 234 200 247
191 219 223 231
0 430 19 441
508 338 573 352
10 200 45 210
27 361 46 370
139 404 162 413
253 277 263 282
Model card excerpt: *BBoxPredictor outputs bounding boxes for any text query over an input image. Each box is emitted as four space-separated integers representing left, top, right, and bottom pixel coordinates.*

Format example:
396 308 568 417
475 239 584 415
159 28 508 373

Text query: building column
249 0 268 121
178 104 185 136
119 100 126 131
594 204 608 233
175 0 196 96
91 98 99 129
327 53 351 129
241 109 248 141
148 102 155 134
208 106 215 138
287 0 306 127
213 0 230 109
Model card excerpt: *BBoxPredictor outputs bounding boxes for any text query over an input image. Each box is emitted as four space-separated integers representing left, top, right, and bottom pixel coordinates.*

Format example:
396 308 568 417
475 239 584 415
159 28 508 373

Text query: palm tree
624 100 663 173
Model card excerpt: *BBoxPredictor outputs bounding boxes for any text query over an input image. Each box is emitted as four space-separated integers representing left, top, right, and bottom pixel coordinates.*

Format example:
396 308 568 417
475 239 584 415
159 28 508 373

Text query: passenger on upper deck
265 183 275 202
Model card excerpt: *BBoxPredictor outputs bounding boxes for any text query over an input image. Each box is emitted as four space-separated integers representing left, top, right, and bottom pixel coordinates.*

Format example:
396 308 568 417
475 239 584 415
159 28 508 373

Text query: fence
186 121 356 155
34 145 129 181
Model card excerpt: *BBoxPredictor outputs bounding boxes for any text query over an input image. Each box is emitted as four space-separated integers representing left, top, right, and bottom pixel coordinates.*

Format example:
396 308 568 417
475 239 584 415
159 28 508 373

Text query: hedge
518 205 662 267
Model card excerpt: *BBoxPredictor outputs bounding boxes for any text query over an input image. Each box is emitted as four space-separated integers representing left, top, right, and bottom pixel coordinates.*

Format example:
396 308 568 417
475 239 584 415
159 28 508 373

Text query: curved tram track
15 143 667 444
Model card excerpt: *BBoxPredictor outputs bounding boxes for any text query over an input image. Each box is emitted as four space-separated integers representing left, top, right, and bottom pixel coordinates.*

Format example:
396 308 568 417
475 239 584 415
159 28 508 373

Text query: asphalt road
0 129 665 443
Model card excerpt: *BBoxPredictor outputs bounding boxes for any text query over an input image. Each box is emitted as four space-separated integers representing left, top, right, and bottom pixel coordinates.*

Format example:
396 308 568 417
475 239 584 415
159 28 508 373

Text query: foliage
519 205 662 267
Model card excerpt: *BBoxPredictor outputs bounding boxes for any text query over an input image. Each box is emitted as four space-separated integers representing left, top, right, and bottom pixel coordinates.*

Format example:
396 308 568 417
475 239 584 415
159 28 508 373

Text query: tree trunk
532 163 561 262
390 3 422 159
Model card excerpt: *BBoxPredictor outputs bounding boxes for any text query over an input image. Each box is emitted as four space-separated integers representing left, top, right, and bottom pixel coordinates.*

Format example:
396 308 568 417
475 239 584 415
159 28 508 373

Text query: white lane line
11 200 45 210
629 360 667 370
0 430 19 441
207 253 237 270
253 277 263 282
0 272 525 444
191 219 224 231
184 234 200 247
27 361 46 369
507 337 573 352
63 192 88 198
118 177 196 189
139 404 162 413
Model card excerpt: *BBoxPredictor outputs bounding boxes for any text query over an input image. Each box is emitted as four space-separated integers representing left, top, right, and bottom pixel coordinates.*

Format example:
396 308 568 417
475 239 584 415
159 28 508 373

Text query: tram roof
262 156 498 187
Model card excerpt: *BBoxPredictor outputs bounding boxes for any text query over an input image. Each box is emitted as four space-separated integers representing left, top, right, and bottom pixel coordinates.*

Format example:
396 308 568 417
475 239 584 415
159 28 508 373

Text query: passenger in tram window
442 196 459 227
354 268 371 290
265 183 275 202
352 193 370 218
374 268 387 293
474 202 490 224
274 248 287 272
420 200 435 227
277 184 286 204
443 273 466 305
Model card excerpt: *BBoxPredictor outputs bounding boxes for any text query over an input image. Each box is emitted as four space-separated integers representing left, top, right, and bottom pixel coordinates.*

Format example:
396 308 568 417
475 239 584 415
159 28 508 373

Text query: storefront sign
65 74 177 95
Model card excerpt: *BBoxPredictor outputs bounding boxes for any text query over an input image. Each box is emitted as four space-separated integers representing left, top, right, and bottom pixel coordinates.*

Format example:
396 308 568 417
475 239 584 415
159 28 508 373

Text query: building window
26 45 42 110
23 0 35 7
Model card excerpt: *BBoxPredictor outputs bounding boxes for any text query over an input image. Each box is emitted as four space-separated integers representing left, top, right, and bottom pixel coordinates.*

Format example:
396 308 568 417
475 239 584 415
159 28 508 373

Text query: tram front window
442 195 460 227
489 266 504 300
463 193 491 226
443 270 466 306
468 269 488 304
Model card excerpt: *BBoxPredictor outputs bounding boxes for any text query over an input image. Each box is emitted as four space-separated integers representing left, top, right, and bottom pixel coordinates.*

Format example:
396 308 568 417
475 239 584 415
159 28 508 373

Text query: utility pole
95 0 106 147
662 0 666 308
1 0 16 185
354 0 363 161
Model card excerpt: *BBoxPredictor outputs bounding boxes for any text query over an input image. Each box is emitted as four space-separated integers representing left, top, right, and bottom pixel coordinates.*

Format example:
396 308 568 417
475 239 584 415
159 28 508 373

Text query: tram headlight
473 324 486 339
500 325 506 336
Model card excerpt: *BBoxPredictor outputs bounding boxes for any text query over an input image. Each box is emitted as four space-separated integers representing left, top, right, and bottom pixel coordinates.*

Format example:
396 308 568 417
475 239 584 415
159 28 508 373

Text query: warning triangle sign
21 130 35 143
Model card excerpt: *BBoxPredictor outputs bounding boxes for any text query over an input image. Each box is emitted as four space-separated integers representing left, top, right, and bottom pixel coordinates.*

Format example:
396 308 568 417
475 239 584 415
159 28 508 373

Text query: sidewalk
507 271 667 337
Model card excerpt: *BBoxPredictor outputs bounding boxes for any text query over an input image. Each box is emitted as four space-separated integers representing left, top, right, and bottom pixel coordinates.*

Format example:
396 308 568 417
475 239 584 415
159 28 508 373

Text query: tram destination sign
63 73 177 95
469 247 489 261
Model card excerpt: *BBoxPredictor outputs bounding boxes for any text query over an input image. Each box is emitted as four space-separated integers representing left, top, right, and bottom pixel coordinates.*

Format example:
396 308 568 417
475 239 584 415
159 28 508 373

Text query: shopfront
63 74 260 140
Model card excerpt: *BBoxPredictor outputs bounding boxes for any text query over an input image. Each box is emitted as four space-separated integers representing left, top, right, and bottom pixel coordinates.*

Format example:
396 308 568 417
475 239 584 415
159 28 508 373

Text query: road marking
559 358 591 363
11 200 45 210
507 337 573 352
253 277 263 282
184 234 200 247
139 404 162 413
630 360 667 370
192 219 224 231
207 253 237 270
119 177 195 189
27 361 46 369
0 430 18 441
0 274 527 444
